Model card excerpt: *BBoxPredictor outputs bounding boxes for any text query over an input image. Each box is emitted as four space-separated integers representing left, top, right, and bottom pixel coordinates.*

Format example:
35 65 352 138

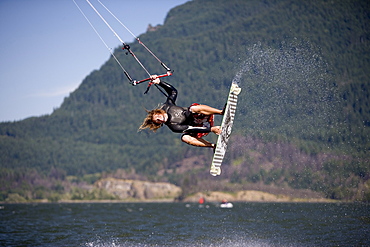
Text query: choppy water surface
1 202 369 246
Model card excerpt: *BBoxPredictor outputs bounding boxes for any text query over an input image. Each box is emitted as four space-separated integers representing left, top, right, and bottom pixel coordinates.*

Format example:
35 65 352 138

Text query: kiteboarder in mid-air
139 75 223 150
74 1 241 175
74 1 223 149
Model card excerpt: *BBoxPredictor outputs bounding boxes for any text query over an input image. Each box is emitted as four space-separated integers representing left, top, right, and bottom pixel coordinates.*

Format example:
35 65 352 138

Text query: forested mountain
1 0 369 202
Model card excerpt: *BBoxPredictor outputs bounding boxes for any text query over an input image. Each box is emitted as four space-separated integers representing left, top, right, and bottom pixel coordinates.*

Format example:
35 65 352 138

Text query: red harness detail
190 103 214 138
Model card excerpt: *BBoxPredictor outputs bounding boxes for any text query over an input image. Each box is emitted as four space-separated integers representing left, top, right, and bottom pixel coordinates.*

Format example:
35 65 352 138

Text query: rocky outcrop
184 190 333 203
93 178 332 203
95 178 182 201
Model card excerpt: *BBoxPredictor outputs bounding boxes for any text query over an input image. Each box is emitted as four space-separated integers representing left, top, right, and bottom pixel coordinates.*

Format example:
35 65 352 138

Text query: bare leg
181 134 215 149
189 104 222 115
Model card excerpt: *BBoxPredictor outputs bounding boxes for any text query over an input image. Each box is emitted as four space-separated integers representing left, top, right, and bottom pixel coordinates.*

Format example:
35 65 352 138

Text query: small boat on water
220 199 233 208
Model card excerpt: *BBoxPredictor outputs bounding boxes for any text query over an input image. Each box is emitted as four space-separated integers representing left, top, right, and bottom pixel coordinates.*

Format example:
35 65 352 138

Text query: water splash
232 60 249 86
83 236 296 247
233 40 340 140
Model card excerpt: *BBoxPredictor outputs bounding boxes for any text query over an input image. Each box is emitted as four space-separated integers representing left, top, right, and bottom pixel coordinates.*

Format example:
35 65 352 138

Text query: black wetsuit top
158 80 211 135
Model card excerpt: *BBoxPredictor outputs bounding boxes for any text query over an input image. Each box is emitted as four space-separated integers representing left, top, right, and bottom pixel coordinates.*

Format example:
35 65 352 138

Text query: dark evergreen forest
1 0 369 202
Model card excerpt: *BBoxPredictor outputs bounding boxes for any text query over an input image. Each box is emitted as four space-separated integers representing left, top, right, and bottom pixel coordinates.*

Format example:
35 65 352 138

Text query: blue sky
0 0 189 122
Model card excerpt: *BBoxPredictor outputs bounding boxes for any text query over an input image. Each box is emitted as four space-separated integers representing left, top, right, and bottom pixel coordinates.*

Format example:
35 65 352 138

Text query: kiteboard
210 83 241 176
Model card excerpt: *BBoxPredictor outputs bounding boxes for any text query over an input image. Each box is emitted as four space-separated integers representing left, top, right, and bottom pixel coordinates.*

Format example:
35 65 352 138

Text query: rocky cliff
184 190 334 203
94 178 333 203
95 178 182 201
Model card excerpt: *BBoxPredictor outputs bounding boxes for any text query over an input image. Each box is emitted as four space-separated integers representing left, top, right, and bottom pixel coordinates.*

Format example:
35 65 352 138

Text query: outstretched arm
151 75 177 104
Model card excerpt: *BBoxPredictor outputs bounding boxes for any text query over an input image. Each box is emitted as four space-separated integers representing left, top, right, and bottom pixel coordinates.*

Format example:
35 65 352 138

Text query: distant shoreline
0 188 341 204
1 198 340 204
0 200 340 204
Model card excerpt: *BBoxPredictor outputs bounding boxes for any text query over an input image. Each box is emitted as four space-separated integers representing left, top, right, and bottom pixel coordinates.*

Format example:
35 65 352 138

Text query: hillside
1 0 369 202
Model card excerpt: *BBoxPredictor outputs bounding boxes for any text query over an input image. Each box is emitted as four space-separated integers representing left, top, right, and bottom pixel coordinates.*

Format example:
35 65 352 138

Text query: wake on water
83 236 297 247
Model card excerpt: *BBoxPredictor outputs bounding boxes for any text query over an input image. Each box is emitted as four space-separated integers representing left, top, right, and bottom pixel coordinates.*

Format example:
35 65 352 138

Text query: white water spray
232 40 340 138
231 60 249 86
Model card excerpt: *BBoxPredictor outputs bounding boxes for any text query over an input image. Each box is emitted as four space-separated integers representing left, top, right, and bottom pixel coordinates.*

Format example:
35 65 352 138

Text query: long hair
138 109 166 132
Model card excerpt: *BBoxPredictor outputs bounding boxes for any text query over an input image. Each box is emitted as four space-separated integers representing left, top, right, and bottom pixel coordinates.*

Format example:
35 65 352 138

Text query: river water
1 202 369 246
